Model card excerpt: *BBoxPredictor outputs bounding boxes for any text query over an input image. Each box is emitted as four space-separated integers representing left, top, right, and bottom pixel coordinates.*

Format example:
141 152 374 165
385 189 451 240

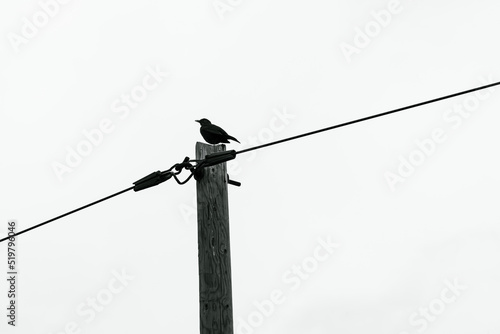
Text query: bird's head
195 118 212 126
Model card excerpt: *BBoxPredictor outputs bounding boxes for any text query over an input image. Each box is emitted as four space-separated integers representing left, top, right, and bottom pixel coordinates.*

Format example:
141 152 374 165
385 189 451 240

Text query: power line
235 80 500 155
1 80 499 243
0 160 194 243
0 186 134 243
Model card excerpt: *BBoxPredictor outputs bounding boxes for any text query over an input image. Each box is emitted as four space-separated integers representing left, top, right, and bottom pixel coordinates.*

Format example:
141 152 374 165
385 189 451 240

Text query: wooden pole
196 142 234 334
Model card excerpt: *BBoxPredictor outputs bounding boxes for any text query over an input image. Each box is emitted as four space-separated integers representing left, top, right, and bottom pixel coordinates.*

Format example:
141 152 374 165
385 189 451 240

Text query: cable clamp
202 150 236 168
193 150 236 181
133 171 172 192
174 157 194 172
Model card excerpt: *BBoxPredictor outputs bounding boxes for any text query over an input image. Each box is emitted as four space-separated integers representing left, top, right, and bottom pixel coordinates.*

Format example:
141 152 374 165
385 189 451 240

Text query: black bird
196 118 240 145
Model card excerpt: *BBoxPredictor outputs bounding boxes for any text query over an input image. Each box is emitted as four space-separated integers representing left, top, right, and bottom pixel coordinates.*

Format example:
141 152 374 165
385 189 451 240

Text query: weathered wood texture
196 142 233 334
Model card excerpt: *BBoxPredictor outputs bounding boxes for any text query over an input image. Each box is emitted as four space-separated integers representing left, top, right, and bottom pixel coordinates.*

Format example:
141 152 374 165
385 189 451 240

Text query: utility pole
196 142 234 334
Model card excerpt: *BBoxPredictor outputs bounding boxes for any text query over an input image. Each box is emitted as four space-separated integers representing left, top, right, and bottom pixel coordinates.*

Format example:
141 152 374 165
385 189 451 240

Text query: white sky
1 0 500 333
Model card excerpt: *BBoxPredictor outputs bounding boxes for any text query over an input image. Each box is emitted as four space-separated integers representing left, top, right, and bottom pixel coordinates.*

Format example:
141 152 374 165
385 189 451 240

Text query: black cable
2 81 499 243
0 158 197 243
174 172 195 185
236 81 500 155
0 186 134 243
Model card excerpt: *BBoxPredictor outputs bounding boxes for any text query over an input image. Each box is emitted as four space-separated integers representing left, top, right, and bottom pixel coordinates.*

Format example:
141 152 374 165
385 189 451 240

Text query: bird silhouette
196 118 240 145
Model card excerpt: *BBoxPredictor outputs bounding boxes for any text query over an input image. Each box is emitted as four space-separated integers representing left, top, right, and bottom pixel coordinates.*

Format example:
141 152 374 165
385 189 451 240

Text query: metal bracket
227 174 241 187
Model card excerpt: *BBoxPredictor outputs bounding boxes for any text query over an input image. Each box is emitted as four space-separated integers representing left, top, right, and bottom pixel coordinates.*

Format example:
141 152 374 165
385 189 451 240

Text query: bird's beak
195 120 200 123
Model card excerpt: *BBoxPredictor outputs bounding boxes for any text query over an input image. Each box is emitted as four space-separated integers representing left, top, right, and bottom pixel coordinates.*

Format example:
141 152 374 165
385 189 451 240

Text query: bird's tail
227 135 240 143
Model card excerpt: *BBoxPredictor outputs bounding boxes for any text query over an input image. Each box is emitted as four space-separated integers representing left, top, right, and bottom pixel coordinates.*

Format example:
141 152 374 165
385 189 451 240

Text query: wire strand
235 81 500 155
2 81 499 244
0 186 134 243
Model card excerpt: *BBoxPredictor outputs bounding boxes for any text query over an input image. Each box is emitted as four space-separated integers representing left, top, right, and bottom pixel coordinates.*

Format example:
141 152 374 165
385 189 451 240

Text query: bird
195 118 240 145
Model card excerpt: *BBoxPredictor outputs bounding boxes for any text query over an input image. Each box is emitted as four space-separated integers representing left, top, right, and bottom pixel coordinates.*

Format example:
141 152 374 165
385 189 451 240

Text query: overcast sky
1 0 500 333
